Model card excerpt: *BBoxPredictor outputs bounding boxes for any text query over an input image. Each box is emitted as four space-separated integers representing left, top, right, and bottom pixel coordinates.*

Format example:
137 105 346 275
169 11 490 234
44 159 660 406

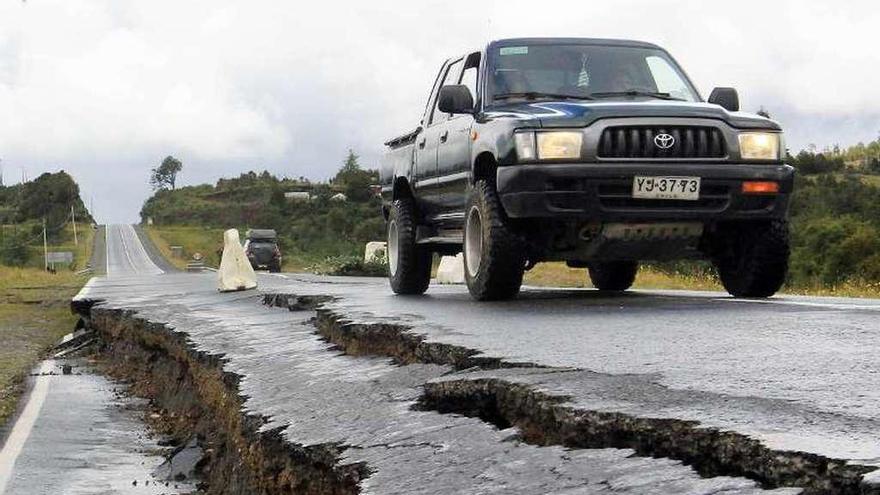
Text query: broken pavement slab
72 271 880 493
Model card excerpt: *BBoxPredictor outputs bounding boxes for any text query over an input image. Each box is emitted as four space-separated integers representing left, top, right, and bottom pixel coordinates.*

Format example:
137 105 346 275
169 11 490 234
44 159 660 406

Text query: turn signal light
741 181 779 194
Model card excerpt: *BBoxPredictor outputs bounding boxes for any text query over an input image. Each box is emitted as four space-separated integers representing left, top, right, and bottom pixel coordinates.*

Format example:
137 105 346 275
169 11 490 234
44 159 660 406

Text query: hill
140 153 384 270
141 149 880 294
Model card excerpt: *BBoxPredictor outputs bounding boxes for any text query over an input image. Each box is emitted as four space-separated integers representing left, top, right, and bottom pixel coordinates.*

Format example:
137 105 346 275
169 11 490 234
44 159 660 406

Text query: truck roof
246 229 277 240
489 37 661 50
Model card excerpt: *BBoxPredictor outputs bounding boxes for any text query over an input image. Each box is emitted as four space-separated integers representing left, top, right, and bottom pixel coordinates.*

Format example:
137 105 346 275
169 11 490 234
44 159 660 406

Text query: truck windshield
488 43 699 103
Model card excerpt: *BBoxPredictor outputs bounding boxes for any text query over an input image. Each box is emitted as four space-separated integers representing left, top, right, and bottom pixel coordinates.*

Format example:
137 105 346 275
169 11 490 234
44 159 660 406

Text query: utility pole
42 218 48 271
71 205 78 245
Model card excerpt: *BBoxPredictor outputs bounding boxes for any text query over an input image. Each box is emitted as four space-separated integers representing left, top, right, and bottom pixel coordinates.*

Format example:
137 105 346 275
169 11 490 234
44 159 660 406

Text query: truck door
414 58 463 220
437 53 480 217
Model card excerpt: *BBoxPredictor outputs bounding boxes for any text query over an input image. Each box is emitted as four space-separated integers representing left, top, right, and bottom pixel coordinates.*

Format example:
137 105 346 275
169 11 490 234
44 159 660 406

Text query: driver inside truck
493 68 529 94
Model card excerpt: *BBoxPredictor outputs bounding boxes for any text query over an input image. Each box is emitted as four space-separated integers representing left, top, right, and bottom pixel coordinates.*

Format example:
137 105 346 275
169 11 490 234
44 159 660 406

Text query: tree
150 156 183 190
333 149 377 202
341 149 360 174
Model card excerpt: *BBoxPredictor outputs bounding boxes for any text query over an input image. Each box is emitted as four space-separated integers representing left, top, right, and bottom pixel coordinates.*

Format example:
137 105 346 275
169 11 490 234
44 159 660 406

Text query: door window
459 66 478 101
428 59 463 126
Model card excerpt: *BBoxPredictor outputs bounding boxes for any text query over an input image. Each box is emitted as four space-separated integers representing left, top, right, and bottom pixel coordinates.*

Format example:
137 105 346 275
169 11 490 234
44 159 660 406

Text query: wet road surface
67 225 880 492
0 361 192 495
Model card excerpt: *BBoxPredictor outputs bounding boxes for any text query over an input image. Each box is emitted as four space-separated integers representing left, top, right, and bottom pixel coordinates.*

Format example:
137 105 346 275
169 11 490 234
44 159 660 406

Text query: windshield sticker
499 46 528 56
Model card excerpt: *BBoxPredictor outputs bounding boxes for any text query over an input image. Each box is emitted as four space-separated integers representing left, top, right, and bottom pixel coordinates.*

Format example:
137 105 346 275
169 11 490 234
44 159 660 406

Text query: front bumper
497 162 794 221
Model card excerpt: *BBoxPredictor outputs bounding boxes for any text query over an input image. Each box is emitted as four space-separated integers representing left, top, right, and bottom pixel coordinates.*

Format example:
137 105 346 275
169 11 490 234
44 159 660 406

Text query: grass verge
0 223 94 428
0 224 95 426
145 225 227 270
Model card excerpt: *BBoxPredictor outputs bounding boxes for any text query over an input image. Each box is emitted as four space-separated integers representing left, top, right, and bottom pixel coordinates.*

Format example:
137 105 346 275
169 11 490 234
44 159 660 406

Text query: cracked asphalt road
65 224 880 493
273 275 880 466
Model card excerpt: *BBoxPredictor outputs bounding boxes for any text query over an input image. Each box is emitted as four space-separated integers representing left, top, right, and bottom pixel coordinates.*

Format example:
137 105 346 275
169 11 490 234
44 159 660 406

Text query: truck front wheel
462 180 525 301
714 220 790 298
588 261 639 291
387 198 432 295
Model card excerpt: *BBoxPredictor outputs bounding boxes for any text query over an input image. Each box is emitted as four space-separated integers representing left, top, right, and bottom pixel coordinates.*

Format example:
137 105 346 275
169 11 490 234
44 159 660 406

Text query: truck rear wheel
714 220 790 298
463 180 525 301
587 261 639 291
387 198 432 295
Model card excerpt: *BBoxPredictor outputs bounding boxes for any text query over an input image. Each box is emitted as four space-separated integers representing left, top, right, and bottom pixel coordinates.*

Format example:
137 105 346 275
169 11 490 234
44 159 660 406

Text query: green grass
145 225 228 270
524 262 724 291
0 223 94 428
146 225 338 273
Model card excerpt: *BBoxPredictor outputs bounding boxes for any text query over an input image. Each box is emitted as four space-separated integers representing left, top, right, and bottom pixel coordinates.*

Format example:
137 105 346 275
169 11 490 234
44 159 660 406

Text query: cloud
0 0 877 222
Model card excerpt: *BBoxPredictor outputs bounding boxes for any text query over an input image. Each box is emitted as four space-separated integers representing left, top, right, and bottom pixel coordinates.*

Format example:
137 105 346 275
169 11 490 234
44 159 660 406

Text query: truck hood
484 100 780 130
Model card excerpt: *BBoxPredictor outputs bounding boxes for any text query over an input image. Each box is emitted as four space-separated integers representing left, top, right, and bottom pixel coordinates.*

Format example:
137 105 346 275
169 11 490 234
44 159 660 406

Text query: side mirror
438 85 475 114
708 87 740 112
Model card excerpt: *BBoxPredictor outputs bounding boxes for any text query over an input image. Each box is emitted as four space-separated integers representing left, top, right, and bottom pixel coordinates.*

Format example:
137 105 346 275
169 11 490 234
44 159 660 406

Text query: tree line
0 171 94 266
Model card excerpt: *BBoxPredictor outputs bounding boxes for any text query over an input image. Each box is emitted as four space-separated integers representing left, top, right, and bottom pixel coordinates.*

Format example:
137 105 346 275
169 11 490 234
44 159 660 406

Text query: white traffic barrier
364 241 387 263
436 253 465 284
218 229 257 292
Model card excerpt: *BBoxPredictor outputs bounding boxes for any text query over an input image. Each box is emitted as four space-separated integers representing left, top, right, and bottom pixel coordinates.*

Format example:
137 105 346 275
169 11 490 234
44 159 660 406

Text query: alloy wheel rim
388 220 399 276
465 206 483 277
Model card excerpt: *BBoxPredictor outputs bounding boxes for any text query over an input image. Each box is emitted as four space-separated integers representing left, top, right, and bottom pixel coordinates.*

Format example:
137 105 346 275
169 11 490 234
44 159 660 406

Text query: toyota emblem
654 133 675 149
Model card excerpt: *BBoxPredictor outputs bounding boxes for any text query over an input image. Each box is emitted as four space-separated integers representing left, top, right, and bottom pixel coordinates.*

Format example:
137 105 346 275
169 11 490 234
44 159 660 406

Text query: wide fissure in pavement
78 300 367 495
264 292 877 495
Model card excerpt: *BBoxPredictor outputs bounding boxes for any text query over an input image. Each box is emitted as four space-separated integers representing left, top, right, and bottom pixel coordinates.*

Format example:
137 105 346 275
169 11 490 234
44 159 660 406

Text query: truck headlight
537 131 582 160
739 132 781 160
515 131 582 161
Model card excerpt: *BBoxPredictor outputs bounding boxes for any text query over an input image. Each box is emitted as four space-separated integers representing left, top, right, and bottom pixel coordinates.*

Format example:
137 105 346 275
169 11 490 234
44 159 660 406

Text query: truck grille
598 126 726 159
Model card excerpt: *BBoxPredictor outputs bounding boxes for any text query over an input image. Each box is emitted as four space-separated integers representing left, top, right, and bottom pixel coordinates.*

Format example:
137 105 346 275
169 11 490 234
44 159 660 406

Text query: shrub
311 255 387 277
0 231 32 266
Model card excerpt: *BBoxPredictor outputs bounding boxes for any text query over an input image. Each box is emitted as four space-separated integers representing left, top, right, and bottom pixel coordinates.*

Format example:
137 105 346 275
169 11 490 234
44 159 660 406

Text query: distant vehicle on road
244 229 282 272
380 37 793 300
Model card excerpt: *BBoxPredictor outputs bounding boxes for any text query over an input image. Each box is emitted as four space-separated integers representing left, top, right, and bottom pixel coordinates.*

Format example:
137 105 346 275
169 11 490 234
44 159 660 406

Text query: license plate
632 176 700 200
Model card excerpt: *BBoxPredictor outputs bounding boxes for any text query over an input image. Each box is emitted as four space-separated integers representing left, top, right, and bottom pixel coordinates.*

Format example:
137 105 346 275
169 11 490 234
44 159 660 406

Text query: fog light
742 181 779 194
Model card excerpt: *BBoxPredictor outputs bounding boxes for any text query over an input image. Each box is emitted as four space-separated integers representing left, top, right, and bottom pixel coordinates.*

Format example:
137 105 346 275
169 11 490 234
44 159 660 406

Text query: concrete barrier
364 242 387 263
436 253 465 284
218 229 257 292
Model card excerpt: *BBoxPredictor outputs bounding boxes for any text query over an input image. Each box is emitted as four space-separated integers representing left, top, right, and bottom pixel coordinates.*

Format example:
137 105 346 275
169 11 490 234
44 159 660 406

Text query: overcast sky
1 0 878 223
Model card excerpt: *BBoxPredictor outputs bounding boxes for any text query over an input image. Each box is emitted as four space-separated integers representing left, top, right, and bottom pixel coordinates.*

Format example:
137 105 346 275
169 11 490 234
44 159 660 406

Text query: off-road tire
462 180 525 301
268 261 282 273
587 261 639 291
387 198 432 295
715 220 790 298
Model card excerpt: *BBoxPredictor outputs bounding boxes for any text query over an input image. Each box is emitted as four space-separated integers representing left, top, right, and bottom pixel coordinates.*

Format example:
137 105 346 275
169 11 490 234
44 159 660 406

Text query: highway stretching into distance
2 225 878 494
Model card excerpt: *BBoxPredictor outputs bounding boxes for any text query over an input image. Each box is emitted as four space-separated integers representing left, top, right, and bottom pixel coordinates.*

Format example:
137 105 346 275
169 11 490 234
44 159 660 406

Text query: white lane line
124 225 162 274
104 225 112 278
0 362 54 494
117 225 138 274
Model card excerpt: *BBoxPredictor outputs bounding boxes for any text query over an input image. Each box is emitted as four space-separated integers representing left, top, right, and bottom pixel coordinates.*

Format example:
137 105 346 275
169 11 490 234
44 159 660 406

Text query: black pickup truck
380 37 794 300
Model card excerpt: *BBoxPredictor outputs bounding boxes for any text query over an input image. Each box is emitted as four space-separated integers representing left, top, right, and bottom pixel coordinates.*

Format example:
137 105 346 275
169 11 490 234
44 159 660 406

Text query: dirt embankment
77 299 366 495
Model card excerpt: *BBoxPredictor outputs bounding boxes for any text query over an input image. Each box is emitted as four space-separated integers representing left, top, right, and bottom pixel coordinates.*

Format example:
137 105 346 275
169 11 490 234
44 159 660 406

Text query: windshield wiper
590 90 685 101
494 92 595 101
